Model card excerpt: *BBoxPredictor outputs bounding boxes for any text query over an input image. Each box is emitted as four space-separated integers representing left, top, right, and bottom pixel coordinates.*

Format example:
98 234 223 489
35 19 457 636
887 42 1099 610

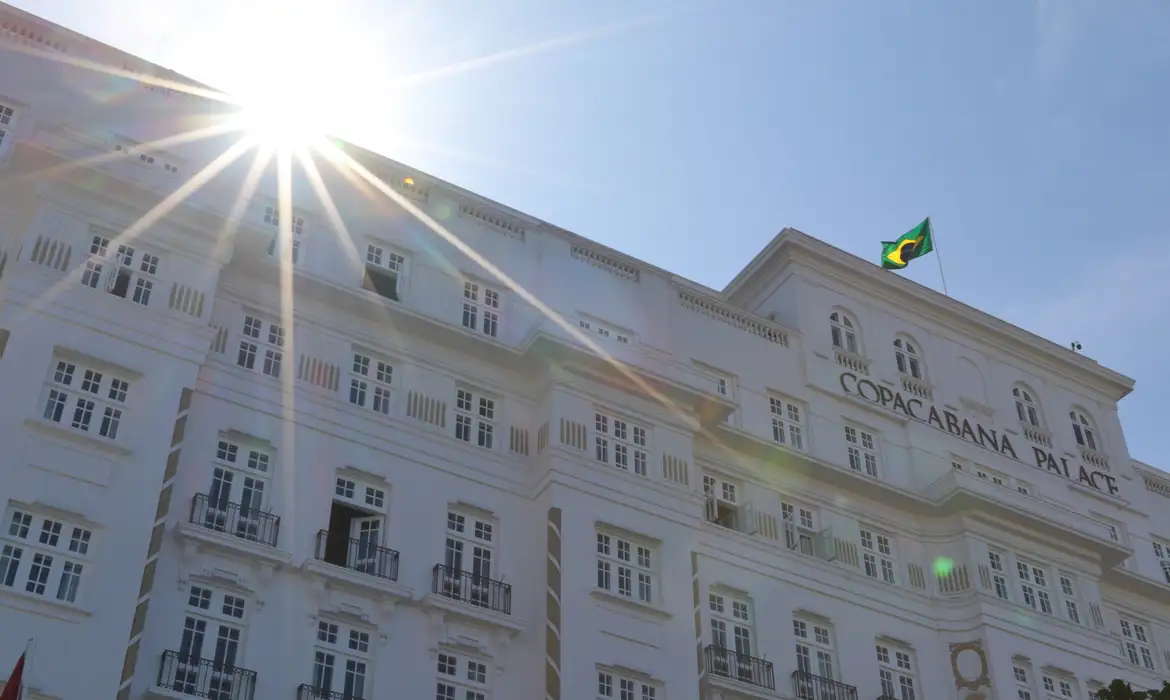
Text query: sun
233 89 324 152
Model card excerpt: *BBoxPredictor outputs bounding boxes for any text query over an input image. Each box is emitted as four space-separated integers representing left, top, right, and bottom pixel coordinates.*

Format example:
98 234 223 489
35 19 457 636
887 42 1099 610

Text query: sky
10 0 1170 467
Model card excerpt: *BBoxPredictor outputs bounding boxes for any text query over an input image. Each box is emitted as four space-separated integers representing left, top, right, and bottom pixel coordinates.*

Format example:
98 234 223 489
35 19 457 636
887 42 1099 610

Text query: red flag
0 652 24 700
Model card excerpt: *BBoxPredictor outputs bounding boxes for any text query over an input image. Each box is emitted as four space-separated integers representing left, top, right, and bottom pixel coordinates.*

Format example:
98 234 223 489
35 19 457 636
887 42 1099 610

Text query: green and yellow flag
881 218 934 270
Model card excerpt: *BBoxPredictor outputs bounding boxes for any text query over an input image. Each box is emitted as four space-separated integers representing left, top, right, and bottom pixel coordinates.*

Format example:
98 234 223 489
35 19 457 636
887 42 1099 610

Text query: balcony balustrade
157 650 256 700
190 494 280 548
792 670 859 700
704 644 776 691
314 529 400 581
431 563 512 615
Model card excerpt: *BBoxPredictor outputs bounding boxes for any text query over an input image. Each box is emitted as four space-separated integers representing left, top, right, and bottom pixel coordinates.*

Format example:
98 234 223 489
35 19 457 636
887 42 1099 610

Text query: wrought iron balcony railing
297 683 363 700
431 564 512 615
190 494 280 548
703 644 776 691
157 650 257 700
314 529 400 581
792 670 859 700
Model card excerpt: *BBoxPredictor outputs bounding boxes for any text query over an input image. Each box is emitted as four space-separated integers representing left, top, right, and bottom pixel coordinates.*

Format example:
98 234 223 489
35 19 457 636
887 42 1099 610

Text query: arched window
893 337 923 379
1070 410 1098 451
1012 385 1042 428
830 311 859 355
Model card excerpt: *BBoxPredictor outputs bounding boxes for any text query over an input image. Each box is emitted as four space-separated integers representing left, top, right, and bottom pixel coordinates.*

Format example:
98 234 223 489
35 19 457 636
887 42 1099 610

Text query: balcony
431 564 512 615
189 493 280 548
704 645 776 692
314 529 400 581
792 671 858 700
296 684 361 700
156 650 256 700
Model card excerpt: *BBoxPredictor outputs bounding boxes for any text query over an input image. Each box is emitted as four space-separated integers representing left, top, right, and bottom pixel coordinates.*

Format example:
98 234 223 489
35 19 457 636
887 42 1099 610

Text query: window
263 205 304 264
829 311 859 354
442 509 496 604
1013 385 1042 428
709 591 757 681
1120 616 1156 671
312 619 371 700
860 527 897 584
1070 410 1098 451
596 531 654 604
988 550 1010 600
41 358 130 440
1042 674 1076 700
1 507 93 603
845 425 880 477
170 585 246 697
263 205 305 234
793 618 836 686
703 474 743 530
462 281 500 338
876 643 917 700
893 338 922 379
597 667 658 700
79 235 160 306
769 396 804 451
781 500 816 555
322 474 388 576
436 650 489 700
349 352 393 415
595 412 649 476
1014 663 1035 700
237 314 284 378
0 102 13 153
1059 573 1081 624
203 437 272 542
1016 560 1053 615
578 319 632 345
364 243 406 301
455 388 495 450
1153 541 1170 584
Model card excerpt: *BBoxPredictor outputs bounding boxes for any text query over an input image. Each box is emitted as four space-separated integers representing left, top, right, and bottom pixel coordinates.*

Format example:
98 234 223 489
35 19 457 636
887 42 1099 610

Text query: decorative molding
297 354 340 391
677 288 789 346
570 245 640 282
459 203 525 240
950 640 990 691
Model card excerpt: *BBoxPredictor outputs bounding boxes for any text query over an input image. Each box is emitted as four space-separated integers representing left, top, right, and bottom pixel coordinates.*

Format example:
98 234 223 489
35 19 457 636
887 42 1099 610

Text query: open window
363 243 405 302
322 476 389 577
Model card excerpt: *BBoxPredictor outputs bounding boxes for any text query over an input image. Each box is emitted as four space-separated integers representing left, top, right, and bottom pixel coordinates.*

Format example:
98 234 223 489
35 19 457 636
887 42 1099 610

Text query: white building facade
2 6 1170 700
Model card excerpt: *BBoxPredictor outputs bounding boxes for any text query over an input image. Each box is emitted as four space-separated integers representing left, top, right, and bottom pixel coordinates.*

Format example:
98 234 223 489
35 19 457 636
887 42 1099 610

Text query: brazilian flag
881 218 934 270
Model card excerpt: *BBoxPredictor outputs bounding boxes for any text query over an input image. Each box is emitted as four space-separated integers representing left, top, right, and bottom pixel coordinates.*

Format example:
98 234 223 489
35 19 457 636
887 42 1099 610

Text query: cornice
726 230 1134 402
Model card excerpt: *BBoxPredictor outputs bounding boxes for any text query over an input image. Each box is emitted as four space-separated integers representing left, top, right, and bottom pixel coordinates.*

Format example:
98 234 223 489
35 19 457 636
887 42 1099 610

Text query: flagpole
20 638 32 700
928 216 950 296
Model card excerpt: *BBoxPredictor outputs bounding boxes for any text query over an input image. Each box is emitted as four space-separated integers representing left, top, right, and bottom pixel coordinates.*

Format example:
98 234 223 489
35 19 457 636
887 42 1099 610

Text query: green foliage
1095 678 1170 700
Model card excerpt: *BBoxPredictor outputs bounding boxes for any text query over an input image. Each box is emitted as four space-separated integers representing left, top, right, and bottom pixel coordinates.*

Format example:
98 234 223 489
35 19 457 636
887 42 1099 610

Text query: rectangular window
1120 616 1156 671
363 243 406 301
596 667 658 700
708 590 758 684
1014 662 1035 700
237 314 284 378
860 527 897 584
596 531 654 604
703 474 744 531
1153 540 1170 584
988 550 1010 600
844 425 880 477
81 238 161 304
435 649 489 700
769 396 805 451
444 509 495 584
263 205 305 234
312 618 371 699
462 281 501 338
1016 560 1052 615
595 411 649 476
171 585 246 692
1059 573 1081 625
203 437 272 543
0 102 13 153
578 318 632 345
781 500 816 555
41 358 130 440
876 643 917 700
1 507 93 604
454 388 495 450
349 351 394 415
793 617 837 692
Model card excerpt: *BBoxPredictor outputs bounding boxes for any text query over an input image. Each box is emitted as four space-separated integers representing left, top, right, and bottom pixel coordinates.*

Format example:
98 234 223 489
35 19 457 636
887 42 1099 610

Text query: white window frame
41 357 130 441
781 499 817 555
793 617 837 683
987 549 1011 601
204 437 272 541
462 280 501 338
435 648 490 700
844 424 880 477
893 337 923 380
349 350 394 416
596 530 654 604
171 584 249 695
1014 662 1036 700
1 506 93 604
264 206 304 265
81 236 160 306
0 101 16 158
860 526 897 584
595 411 649 476
236 313 285 378
829 311 860 354
1041 672 1076 700
364 242 407 301
876 641 917 700
1016 559 1053 615
311 618 372 699
1152 540 1170 584
1070 410 1099 451
454 387 495 450
596 666 658 700
709 590 758 681
1119 615 1157 671
769 395 805 451
1058 572 1081 625
578 318 631 345
1013 385 1043 429
703 474 745 531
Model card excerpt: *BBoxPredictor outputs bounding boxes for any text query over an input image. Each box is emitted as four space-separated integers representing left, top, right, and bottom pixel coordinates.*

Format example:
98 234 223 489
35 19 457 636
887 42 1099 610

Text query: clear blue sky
13 0 1170 467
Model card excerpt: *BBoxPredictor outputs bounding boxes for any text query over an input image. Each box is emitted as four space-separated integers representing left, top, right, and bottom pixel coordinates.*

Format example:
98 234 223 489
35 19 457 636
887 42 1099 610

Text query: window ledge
703 670 784 699
175 521 291 568
23 417 132 457
0 585 92 623
420 592 524 635
302 559 413 602
590 588 672 620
